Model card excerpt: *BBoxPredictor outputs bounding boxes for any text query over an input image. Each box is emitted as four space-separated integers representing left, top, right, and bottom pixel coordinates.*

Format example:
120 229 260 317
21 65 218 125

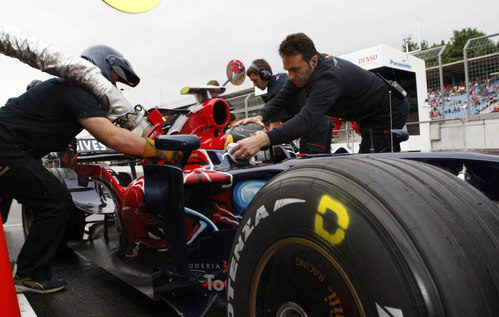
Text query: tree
401 28 496 64
431 40 446 49
401 38 429 52
444 28 486 62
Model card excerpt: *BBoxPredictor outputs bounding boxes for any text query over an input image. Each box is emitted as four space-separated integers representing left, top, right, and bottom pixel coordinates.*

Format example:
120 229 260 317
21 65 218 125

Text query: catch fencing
411 46 447 118
464 33 499 116
412 33 499 120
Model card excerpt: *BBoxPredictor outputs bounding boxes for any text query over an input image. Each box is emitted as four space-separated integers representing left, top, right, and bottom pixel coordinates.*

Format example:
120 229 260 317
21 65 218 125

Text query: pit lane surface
5 201 225 317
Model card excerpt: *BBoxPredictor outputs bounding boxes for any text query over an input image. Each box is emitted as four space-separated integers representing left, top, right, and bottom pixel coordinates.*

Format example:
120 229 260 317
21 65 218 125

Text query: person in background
207 79 237 129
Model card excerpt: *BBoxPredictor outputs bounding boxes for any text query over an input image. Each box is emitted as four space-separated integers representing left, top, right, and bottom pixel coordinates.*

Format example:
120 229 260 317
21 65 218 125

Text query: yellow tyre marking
315 195 349 245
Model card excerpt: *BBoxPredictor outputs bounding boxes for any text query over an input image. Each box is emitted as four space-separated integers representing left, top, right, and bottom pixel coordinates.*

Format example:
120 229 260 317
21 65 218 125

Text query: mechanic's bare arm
79 117 146 156
233 115 265 128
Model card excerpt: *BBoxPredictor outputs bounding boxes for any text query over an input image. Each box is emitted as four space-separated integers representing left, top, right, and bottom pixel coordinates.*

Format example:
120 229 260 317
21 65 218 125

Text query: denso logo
358 54 378 64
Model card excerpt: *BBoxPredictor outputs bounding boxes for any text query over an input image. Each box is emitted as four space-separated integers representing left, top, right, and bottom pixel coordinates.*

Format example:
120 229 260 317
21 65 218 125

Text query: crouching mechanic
231 33 409 160
246 59 333 154
0 45 176 293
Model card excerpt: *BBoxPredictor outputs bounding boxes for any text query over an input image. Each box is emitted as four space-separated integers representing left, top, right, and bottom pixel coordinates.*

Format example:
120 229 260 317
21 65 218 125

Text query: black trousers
357 95 410 153
299 116 334 154
0 151 72 281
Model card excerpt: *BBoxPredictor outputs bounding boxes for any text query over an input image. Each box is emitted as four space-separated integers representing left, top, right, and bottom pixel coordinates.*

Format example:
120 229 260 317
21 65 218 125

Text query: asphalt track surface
5 201 226 317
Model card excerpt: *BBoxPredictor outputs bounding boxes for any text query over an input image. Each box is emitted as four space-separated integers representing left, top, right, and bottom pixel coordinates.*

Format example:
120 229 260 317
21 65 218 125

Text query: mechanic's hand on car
232 115 265 128
229 133 270 160
142 137 182 163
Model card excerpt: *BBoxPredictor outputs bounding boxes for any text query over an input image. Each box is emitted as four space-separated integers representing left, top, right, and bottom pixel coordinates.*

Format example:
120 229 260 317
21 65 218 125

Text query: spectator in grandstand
246 58 333 154
232 33 409 158
431 76 499 118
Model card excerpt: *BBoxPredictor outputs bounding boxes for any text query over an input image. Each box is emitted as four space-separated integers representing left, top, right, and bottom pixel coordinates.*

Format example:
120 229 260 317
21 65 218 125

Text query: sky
1 0 498 108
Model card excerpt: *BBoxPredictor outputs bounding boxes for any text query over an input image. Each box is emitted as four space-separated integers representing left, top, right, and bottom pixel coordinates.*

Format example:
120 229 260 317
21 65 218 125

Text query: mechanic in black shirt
231 33 410 159
0 79 43 224
0 45 174 293
247 59 333 154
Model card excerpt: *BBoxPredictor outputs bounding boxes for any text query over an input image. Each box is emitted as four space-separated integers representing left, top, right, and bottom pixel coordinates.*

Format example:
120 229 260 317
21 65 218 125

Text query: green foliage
401 39 429 52
402 28 498 65
431 40 446 49
445 28 485 62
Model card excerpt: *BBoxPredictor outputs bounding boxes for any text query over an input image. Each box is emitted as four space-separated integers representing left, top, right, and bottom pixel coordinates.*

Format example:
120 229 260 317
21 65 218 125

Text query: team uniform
261 73 333 154
260 54 410 153
0 78 106 282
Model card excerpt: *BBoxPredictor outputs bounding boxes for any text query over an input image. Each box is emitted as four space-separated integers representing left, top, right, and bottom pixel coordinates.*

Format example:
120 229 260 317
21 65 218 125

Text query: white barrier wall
430 115 499 150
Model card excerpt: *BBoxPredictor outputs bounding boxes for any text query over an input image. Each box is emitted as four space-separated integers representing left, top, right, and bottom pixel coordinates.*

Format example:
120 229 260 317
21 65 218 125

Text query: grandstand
415 33 499 120
428 78 499 119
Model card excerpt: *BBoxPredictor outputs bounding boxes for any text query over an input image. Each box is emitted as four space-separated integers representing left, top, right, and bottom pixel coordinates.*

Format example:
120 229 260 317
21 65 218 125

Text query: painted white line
3 223 22 227
18 294 37 317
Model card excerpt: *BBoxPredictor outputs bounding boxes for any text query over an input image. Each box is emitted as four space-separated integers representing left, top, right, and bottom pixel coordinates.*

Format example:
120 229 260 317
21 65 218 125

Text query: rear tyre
227 157 499 316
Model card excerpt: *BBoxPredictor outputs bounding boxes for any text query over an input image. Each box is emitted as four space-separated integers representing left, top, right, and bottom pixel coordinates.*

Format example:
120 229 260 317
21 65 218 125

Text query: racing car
11 62 499 317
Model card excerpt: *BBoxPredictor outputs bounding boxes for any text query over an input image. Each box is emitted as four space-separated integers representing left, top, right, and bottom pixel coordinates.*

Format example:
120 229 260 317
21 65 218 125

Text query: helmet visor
106 55 140 87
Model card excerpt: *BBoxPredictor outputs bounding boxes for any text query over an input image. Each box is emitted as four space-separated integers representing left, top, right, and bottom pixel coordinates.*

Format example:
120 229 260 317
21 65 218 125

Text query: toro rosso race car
8 62 499 317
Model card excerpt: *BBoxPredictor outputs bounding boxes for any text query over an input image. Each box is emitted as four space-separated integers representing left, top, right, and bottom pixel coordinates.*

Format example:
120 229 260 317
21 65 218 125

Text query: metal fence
464 33 499 116
225 93 264 119
411 46 446 118
411 33 499 120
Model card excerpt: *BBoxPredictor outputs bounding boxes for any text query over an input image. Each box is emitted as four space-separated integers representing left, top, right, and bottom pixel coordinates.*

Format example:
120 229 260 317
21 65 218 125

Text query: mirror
225 60 246 86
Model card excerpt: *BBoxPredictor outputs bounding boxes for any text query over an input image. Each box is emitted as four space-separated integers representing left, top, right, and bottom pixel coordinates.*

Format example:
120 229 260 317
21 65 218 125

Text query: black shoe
14 275 66 294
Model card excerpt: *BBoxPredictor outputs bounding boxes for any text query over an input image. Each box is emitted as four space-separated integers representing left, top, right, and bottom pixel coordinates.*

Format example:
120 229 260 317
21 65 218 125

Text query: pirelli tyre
226 157 499 317
22 167 86 243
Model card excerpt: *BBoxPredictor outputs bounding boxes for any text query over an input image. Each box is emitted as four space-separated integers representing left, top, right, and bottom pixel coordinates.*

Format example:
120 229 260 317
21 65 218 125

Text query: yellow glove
143 137 182 164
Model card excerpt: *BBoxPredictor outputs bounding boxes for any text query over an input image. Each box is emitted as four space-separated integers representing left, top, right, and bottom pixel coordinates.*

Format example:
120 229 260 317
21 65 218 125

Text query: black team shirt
0 78 107 159
259 54 389 145
261 73 306 123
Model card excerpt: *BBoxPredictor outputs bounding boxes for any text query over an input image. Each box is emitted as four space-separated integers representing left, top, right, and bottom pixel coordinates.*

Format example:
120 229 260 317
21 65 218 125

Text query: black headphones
250 63 272 81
